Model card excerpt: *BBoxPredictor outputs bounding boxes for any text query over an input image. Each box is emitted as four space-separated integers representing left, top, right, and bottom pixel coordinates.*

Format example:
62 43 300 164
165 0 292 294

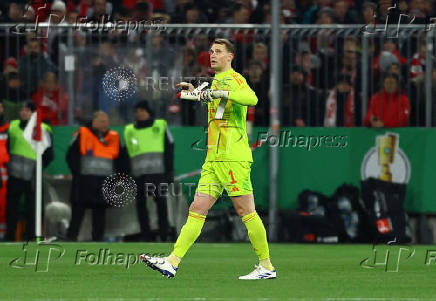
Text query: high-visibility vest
124 119 166 177
78 127 120 176
8 120 51 181
0 122 9 182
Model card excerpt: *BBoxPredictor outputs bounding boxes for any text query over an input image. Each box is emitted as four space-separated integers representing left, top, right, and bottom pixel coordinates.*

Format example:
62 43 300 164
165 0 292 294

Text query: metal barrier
0 23 435 127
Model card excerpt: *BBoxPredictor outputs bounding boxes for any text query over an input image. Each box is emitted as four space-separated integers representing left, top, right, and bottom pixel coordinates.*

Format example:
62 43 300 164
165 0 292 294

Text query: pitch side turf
1 243 436 301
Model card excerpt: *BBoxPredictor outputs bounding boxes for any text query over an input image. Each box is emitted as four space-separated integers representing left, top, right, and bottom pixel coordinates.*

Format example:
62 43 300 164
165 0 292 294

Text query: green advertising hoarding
45 126 434 213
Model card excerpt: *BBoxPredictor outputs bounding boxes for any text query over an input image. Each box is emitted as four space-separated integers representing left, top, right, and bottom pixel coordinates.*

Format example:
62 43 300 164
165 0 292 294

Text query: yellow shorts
195 161 253 199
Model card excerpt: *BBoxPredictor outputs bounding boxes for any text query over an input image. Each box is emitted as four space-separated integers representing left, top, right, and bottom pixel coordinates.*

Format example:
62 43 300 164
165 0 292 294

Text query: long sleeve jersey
205 68 258 162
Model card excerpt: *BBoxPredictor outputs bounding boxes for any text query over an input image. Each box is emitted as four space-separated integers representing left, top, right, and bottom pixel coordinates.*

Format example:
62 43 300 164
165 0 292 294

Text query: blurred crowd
0 0 435 128
1 0 435 26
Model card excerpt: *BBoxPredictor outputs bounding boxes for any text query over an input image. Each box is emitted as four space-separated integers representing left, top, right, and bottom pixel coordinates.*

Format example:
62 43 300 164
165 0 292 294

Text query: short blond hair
213 38 235 54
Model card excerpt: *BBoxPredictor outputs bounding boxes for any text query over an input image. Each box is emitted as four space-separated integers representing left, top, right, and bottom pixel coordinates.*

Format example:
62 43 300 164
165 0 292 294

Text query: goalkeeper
141 38 276 280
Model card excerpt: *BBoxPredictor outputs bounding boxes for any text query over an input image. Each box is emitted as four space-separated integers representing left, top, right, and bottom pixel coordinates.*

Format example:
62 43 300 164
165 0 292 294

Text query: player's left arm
227 84 258 106
211 76 258 106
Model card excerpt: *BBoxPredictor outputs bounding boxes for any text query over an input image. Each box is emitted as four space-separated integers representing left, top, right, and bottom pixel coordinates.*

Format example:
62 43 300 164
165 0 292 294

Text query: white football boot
238 264 277 280
139 254 178 278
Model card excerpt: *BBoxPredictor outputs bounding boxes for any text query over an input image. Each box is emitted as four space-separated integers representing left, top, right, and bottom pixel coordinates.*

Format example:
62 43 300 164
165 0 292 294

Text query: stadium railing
0 23 435 127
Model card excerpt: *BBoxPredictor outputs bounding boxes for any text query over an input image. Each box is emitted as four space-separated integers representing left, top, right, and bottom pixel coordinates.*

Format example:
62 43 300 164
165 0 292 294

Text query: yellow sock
259 258 274 271
171 211 206 260
242 211 274 271
167 254 181 268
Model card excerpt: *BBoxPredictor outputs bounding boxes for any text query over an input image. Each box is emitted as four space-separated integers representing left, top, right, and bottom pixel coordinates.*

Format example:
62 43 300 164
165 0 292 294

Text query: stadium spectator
197 51 213 77
49 0 67 24
215 7 231 24
0 4 28 63
46 1 69 67
177 46 201 125
2 57 19 82
18 38 55 99
170 0 193 23
124 100 174 241
67 0 94 18
1 59 25 120
324 74 360 127
410 41 426 82
250 43 269 72
409 0 428 24
246 60 269 126
332 0 357 24
123 48 147 80
281 0 299 24
282 65 324 127
132 1 152 21
88 0 113 22
32 72 68 125
294 45 318 88
364 73 410 128
259 2 286 24
23 4 35 23
409 54 429 127
303 0 333 24
316 7 335 24
5 102 53 241
361 1 377 25
66 9 80 24
0 71 24 121
329 37 365 94
180 46 200 76
92 39 119 113
182 3 208 23
230 2 250 24
3 2 24 23
0 100 9 240
192 32 210 57
66 111 124 241
372 40 407 82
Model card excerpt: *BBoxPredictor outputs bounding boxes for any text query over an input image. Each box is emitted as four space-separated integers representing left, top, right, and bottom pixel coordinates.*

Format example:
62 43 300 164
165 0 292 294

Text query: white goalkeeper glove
199 90 229 103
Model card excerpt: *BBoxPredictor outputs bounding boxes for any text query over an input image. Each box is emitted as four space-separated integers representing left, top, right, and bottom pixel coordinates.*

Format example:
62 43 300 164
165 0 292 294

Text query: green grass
1 242 436 301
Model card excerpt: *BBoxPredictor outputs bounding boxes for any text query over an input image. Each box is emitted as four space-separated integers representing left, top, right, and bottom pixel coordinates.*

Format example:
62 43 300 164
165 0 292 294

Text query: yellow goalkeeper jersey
205 68 258 162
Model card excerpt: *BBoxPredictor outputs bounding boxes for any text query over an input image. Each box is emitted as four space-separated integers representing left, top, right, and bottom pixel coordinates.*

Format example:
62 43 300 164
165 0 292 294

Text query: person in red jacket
0 100 9 240
364 73 410 128
32 72 68 125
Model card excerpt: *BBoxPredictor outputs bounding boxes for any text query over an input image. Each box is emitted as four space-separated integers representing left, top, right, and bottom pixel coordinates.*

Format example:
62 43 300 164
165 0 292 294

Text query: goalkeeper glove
199 90 229 103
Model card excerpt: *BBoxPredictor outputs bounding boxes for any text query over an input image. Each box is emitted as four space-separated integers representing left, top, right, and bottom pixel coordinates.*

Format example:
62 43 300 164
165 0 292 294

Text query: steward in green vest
6 102 54 241
124 100 174 242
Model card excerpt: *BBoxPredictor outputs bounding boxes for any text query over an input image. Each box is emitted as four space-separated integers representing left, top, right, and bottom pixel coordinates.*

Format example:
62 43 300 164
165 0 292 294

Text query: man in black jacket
282 66 325 127
66 111 124 241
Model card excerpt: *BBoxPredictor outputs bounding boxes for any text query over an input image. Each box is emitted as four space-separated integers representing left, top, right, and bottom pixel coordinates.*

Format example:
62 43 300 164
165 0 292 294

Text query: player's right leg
141 162 221 278
140 192 217 278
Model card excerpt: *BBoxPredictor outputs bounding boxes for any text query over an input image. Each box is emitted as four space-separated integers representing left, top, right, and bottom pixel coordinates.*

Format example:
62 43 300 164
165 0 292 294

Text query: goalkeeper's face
209 44 234 72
